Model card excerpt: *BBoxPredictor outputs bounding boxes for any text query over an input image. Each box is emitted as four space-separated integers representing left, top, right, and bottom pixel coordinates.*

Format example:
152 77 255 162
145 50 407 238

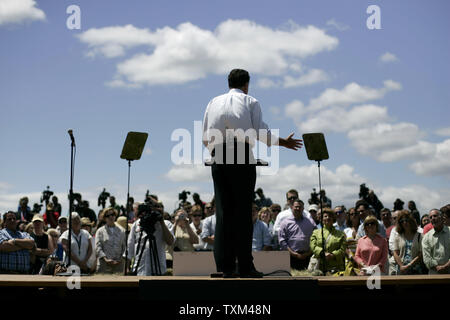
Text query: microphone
68 129 75 145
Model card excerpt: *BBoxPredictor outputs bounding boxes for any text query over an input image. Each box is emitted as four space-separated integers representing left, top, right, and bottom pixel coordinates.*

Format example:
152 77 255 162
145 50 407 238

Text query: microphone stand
68 134 75 267
317 161 326 274
124 159 131 275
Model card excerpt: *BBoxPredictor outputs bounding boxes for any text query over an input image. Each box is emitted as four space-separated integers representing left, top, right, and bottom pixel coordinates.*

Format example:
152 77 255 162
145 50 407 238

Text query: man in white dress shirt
202 69 302 277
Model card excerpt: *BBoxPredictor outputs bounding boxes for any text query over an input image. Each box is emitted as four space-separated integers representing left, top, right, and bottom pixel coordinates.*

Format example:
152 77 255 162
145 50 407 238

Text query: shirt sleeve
95 228 106 260
310 230 323 258
250 100 278 146
331 232 347 262
278 222 288 250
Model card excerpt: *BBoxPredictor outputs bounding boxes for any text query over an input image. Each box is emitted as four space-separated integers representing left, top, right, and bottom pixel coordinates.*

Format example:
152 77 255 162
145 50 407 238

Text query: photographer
173 209 199 251
125 201 174 276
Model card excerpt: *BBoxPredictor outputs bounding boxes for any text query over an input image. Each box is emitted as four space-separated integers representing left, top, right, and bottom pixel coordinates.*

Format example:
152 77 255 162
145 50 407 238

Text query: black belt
205 141 268 166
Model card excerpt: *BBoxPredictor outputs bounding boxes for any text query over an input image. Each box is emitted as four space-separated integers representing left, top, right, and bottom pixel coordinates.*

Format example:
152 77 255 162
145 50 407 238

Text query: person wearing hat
44 202 60 229
56 216 68 235
308 204 320 225
0 211 35 274
81 217 97 273
96 208 126 274
30 214 54 274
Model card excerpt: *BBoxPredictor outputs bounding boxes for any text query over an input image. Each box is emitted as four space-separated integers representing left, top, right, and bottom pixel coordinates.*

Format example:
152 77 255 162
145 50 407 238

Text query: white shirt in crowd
60 229 92 268
126 219 168 276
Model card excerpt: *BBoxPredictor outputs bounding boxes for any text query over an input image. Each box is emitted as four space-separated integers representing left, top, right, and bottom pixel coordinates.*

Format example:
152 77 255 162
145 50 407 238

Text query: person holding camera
125 201 174 276
173 209 199 251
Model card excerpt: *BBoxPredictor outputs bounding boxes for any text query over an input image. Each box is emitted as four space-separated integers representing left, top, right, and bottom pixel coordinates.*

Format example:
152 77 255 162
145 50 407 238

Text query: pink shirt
355 234 388 273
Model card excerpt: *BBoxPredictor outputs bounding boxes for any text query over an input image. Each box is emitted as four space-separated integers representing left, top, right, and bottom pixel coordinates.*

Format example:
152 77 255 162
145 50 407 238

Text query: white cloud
347 122 424 160
283 69 329 88
165 164 210 182
306 80 401 112
326 19 350 31
256 78 278 89
0 0 45 26
379 52 398 63
78 19 338 86
410 139 450 178
435 127 450 137
300 104 389 133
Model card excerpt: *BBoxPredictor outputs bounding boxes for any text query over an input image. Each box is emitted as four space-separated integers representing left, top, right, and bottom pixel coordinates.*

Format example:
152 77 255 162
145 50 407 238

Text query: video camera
41 186 54 204
97 188 110 208
138 193 163 236
178 190 190 203
309 188 320 205
359 183 370 200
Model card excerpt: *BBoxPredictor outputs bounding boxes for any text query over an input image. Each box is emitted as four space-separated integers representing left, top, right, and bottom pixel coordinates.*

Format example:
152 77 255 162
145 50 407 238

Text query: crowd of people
0 188 449 277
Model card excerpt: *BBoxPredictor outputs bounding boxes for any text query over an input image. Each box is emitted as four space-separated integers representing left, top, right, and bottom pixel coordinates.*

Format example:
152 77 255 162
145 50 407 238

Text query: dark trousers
212 163 256 274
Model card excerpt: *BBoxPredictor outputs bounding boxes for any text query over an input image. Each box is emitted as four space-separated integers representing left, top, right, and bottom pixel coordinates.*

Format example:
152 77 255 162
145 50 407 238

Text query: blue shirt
200 214 216 250
0 229 34 273
252 219 272 251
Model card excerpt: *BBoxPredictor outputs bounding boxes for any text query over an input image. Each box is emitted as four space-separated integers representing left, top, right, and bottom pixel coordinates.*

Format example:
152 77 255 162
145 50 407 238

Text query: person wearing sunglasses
190 205 206 251
354 216 388 275
392 210 424 275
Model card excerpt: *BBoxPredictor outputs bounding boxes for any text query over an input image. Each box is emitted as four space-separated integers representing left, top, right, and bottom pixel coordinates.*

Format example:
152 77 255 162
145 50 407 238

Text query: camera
178 190 190 203
41 186 54 204
309 188 320 205
138 195 163 236
97 188 110 208
179 213 187 220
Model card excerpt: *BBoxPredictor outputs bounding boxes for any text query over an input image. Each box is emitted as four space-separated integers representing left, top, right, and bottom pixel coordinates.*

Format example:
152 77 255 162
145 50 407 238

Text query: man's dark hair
292 199 304 207
228 69 250 89
355 199 369 210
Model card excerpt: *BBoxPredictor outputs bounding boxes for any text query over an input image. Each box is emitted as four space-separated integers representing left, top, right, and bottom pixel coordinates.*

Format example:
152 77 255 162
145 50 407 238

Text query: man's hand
278 133 303 150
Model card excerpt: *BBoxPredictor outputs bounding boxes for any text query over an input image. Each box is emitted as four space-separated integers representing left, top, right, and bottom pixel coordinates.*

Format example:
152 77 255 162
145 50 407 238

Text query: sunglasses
105 214 115 218
287 196 297 201
364 222 376 227
399 219 408 224
192 214 202 218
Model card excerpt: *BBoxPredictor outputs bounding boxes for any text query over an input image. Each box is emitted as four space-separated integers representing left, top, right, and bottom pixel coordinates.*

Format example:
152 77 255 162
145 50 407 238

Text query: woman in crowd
258 207 273 234
343 207 359 269
95 207 126 274
420 214 430 228
61 212 93 274
173 209 199 251
47 228 64 261
392 210 424 275
355 216 388 275
310 208 347 274
190 205 206 251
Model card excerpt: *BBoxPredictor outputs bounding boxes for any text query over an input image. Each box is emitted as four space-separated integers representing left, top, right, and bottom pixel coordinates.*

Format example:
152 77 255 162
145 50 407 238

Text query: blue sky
1 0 449 216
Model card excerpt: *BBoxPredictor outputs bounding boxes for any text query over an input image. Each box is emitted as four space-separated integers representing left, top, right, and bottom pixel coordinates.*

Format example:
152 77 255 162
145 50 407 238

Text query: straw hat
80 217 94 227
32 214 44 223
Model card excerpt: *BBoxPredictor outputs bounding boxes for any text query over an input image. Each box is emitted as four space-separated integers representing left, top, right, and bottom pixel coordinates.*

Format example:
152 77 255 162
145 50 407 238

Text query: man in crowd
201 206 216 251
278 199 316 270
422 209 450 274
126 203 174 276
308 204 320 225
355 200 386 238
273 189 311 239
0 211 35 274
333 205 347 231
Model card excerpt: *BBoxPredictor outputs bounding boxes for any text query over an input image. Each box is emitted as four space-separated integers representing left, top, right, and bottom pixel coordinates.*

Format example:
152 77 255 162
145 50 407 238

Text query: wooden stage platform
1 274 449 302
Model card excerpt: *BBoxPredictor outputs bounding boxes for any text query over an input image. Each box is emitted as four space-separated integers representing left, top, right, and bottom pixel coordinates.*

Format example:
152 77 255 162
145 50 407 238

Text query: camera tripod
133 230 162 276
